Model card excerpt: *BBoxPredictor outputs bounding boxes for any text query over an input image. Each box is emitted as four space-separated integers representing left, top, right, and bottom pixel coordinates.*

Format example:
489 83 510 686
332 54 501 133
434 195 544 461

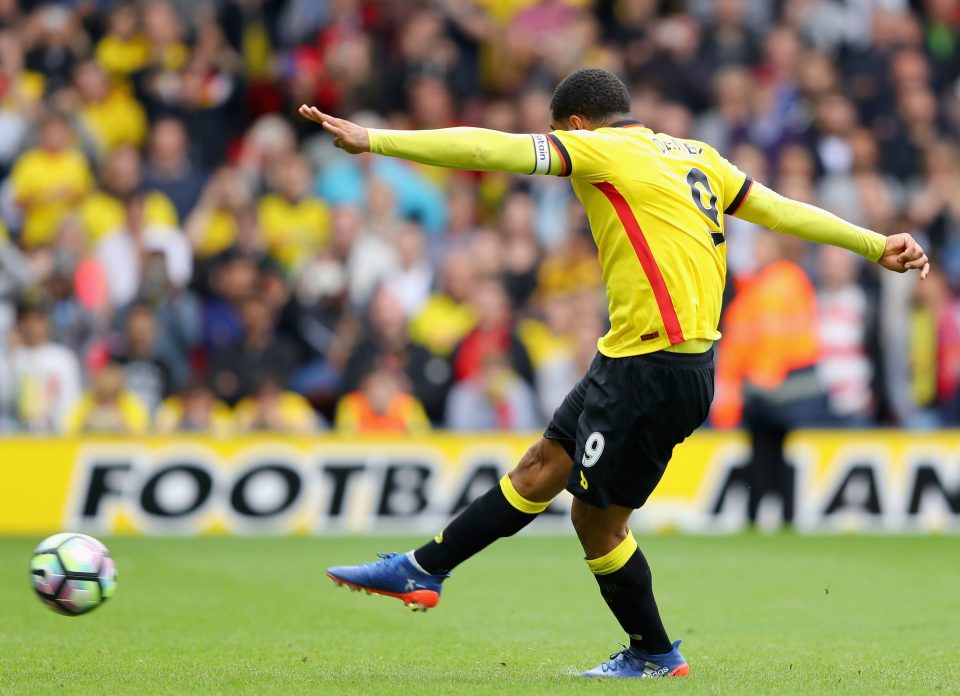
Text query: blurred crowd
0 0 959 436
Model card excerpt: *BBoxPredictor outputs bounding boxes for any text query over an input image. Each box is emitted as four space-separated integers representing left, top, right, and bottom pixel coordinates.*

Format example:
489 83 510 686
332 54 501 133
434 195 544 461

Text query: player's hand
877 232 930 279
298 105 370 154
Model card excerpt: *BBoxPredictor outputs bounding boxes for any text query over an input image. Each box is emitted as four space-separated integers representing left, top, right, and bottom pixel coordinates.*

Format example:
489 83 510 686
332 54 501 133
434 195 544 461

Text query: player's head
550 68 631 131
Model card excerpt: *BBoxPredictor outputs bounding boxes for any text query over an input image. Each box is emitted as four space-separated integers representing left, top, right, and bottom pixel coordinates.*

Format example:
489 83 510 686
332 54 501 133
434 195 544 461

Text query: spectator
700 0 761 68
881 82 940 181
63 362 149 435
24 5 87 94
49 216 109 319
0 31 41 178
446 349 541 431
435 180 481 261
342 287 451 425
285 249 349 367
155 382 233 435
172 18 246 169
409 248 478 356
0 233 42 345
43 255 99 359
186 167 258 258
257 153 330 271
346 184 402 306
694 66 755 155
920 0 960 88
0 292 81 432
235 115 297 195
335 366 431 435
911 265 960 424
200 250 258 351
536 230 603 297
715 234 826 526
907 143 960 262
234 376 318 434
451 276 535 388
96 194 192 309
383 219 434 318
110 302 175 415
500 190 543 309
94 3 150 80
809 92 858 177
209 295 300 405
10 113 93 248
72 59 147 157
141 0 189 75
816 246 875 424
143 117 206 220
109 246 199 392
519 289 603 417
79 145 178 245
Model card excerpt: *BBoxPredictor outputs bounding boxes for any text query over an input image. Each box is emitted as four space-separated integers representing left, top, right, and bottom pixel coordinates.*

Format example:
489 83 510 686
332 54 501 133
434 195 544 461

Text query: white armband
530 134 551 175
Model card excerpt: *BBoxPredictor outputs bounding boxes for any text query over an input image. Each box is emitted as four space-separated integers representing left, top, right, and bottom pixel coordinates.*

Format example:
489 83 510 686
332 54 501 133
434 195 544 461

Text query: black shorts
544 349 715 509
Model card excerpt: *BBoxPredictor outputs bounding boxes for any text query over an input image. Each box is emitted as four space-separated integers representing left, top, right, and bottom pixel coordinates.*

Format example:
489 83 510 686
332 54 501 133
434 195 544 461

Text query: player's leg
571 498 673 654
409 363 593 575
411 436 571 575
571 350 713 677
324 437 571 609
324 368 588 609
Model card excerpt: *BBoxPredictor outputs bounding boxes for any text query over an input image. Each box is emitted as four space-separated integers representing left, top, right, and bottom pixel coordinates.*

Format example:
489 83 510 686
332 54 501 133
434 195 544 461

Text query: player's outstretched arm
299 105 556 175
734 181 930 279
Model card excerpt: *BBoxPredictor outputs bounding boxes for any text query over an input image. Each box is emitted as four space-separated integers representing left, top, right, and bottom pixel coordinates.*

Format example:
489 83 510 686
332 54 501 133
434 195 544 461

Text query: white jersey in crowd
0 342 82 432
817 285 873 419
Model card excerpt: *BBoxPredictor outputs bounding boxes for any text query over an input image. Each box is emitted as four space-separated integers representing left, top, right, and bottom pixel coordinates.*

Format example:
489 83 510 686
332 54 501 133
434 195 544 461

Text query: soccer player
300 68 929 679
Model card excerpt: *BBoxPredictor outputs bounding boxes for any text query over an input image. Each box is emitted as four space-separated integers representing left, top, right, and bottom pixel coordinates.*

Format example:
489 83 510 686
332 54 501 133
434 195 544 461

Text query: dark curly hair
550 68 631 124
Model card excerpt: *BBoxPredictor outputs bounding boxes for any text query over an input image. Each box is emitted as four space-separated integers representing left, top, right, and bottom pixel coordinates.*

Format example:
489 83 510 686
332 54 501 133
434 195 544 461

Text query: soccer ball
30 533 117 616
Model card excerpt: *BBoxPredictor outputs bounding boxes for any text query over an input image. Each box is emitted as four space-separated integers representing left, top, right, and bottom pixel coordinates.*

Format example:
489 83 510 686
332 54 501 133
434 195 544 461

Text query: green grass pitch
1 534 958 695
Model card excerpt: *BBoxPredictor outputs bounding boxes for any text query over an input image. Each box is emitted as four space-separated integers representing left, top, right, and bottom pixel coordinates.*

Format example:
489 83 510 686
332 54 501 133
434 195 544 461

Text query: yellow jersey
95 35 151 78
63 391 149 435
80 88 148 154
10 148 94 248
257 193 331 270
545 121 751 358
80 189 178 243
369 120 885 359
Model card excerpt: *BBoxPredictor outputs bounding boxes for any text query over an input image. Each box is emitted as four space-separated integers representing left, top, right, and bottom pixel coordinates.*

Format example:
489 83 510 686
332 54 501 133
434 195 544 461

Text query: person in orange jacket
335 365 431 435
714 234 826 526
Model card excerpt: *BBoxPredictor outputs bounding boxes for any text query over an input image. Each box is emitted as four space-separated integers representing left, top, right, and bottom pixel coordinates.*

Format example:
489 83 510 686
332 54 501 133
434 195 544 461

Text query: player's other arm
298 105 562 175
733 180 930 279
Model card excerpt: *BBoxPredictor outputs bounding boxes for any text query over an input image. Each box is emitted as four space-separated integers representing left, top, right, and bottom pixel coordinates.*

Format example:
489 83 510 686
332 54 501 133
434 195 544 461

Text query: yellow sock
586 532 638 575
499 475 551 514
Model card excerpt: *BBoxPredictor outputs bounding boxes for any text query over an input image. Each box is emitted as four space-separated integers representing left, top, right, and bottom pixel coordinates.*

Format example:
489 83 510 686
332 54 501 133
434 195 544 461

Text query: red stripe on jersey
593 181 686 345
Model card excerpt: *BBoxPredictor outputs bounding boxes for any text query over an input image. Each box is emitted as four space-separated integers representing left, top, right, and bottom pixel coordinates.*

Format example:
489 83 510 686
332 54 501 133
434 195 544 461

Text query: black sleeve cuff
724 177 754 215
546 134 572 177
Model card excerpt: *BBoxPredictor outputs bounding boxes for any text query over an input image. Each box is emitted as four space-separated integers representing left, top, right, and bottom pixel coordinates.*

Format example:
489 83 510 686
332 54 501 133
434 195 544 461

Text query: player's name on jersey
650 135 703 156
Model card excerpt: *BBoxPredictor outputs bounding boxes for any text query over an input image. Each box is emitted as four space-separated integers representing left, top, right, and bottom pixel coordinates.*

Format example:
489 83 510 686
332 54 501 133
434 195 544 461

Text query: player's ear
568 115 585 130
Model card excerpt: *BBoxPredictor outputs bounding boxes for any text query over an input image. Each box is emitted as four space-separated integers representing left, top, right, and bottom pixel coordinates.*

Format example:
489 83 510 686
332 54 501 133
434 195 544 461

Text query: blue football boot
326 552 449 611
580 640 690 678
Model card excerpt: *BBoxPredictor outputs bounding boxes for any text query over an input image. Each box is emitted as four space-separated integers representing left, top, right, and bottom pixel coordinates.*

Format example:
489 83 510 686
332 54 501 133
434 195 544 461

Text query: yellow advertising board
1 431 958 535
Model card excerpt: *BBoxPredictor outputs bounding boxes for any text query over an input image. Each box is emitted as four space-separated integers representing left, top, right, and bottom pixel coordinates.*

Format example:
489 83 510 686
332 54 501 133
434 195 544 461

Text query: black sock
590 539 672 654
413 476 548 575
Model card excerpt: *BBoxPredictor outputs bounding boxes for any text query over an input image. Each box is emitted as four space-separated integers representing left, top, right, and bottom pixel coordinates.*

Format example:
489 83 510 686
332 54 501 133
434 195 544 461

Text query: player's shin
411 475 551 575
587 532 672 655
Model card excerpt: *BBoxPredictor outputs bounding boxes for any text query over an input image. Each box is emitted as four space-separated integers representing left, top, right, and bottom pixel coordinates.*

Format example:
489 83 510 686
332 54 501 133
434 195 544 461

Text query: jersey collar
609 119 646 128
